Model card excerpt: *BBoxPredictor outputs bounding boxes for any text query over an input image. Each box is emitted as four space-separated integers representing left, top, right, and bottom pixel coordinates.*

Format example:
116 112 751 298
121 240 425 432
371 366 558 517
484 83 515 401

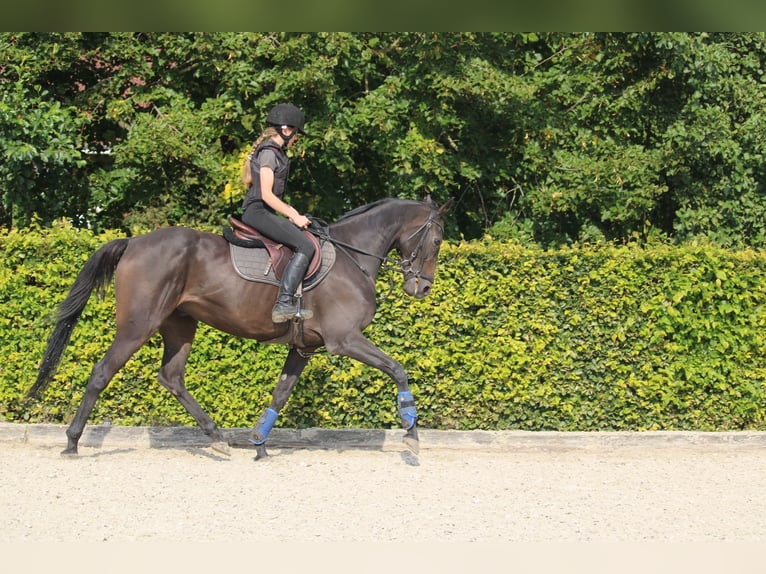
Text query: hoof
60 448 78 457
254 444 268 460
210 441 231 456
403 433 420 455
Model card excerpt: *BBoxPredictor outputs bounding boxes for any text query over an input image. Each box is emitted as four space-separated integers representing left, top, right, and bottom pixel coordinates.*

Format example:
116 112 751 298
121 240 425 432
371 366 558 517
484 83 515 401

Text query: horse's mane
335 198 411 223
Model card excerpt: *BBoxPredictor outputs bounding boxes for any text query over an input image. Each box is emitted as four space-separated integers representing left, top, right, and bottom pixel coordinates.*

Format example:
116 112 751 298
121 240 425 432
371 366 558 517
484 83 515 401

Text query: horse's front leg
249 346 312 460
327 334 420 454
397 389 419 454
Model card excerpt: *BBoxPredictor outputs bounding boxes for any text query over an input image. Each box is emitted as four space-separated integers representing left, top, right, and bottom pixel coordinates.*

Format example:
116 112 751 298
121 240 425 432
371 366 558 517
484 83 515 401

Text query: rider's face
279 126 297 146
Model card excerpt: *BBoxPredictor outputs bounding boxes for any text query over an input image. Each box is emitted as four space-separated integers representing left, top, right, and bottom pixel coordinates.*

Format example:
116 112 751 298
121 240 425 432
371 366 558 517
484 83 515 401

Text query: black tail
27 238 131 399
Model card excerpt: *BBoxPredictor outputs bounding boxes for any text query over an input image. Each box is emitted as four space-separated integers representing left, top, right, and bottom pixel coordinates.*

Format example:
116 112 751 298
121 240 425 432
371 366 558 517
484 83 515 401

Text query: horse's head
397 196 452 299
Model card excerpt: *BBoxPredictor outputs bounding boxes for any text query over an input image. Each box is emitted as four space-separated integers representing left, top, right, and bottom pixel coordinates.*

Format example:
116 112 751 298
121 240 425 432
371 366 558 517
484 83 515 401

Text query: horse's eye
433 238 442 247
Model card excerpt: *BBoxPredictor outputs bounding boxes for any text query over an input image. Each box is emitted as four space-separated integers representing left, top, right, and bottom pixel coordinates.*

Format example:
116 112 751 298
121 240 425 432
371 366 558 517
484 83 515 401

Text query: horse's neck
331 203 412 257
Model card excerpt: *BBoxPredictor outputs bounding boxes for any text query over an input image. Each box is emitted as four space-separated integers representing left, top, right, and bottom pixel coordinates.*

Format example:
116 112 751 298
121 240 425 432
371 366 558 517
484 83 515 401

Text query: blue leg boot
249 407 279 446
398 391 419 454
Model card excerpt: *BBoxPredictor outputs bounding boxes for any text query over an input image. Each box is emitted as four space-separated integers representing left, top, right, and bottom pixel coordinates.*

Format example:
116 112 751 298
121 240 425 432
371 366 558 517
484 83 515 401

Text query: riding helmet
266 103 306 134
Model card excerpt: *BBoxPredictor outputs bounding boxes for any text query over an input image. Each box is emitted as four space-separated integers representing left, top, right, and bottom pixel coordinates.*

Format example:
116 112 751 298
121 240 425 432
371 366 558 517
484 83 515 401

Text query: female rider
241 103 316 323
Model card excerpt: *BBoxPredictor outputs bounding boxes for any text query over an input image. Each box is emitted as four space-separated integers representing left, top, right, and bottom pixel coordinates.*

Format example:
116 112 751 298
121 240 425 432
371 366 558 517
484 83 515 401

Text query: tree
0 34 87 228
3 32 766 248
508 32 766 247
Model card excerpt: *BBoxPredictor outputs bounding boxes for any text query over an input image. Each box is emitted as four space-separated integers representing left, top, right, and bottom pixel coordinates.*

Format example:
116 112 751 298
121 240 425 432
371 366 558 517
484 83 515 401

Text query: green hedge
3 222 766 431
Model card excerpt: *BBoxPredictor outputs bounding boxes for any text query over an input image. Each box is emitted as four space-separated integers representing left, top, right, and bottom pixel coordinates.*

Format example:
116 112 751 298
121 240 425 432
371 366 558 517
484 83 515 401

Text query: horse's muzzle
404 276 433 299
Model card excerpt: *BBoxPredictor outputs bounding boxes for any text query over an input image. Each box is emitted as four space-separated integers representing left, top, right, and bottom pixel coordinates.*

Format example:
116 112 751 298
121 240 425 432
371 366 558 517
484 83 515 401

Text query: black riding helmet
266 103 306 139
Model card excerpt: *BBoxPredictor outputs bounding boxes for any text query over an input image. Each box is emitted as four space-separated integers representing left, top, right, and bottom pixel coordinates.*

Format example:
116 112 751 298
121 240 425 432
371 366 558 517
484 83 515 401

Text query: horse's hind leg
63 331 149 456
157 313 229 455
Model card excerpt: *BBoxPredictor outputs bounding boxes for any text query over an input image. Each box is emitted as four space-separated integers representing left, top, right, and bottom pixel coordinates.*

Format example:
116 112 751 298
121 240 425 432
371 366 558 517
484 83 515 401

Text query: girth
224 216 322 281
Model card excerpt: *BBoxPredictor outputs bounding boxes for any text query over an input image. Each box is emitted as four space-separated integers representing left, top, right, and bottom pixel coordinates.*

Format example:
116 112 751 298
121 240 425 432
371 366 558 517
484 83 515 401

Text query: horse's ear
438 197 454 216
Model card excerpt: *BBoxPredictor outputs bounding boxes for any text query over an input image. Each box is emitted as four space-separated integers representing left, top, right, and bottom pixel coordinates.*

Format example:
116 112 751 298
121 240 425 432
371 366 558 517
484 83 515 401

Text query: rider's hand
291 214 311 229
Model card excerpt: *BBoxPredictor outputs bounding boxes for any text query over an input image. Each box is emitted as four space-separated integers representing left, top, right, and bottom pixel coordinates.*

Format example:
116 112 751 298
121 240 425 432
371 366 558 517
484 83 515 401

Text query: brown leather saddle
226 216 322 281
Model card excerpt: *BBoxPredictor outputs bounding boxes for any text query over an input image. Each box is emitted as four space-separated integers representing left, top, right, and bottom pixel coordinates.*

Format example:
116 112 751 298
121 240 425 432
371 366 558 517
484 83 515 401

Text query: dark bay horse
28 197 450 459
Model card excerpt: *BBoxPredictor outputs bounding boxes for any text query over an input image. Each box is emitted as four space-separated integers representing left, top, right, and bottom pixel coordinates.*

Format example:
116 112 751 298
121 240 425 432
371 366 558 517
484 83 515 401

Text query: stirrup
293 293 313 320
294 306 313 321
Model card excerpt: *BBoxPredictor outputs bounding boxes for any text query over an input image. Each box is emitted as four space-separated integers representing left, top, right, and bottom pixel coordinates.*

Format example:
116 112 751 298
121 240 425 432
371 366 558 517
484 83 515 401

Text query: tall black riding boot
271 252 313 323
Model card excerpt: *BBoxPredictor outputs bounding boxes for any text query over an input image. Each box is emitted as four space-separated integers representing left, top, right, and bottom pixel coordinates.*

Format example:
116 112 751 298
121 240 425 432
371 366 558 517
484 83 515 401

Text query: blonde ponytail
241 127 279 188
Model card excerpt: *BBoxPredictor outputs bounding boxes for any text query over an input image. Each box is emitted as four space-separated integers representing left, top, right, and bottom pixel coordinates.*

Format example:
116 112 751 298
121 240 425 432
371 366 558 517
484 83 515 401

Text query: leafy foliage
4 33 766 248
3 226 766 431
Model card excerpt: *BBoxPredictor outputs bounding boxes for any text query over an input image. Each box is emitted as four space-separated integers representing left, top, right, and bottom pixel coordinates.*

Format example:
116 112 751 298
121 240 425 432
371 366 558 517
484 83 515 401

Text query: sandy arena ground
3 426 766 545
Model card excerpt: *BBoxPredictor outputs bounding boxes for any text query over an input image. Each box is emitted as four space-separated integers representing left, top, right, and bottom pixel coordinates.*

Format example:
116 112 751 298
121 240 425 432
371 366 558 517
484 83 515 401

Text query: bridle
309 205 442 290
398 206 442 285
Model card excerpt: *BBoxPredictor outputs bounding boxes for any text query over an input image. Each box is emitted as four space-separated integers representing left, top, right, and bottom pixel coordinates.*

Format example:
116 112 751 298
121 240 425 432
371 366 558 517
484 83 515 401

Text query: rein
308 219 388 277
